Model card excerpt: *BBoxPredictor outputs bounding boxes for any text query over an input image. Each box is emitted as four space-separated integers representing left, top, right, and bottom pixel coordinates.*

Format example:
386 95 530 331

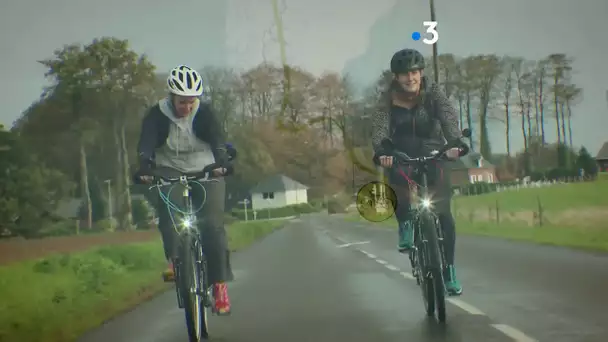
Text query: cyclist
135 65 234 314
371 48 464 296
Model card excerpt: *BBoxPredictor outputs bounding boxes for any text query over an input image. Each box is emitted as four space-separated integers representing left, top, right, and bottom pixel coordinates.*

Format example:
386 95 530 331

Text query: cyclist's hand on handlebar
445 148 461 160
212 167 227 176
139 175 154 184
379 155 394 168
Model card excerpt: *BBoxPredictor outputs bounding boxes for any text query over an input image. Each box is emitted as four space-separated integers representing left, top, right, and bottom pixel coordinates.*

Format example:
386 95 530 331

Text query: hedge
230 202 322 220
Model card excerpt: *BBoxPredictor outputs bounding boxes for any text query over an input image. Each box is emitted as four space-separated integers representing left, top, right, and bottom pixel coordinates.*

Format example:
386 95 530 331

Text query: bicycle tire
419 212 446 322
180 233 209 341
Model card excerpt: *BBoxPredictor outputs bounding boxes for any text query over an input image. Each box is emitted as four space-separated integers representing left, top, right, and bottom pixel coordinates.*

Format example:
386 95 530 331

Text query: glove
133 157 155 183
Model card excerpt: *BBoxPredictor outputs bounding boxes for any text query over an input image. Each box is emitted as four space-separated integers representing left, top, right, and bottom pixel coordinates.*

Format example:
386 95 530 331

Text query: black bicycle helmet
390 49 425 74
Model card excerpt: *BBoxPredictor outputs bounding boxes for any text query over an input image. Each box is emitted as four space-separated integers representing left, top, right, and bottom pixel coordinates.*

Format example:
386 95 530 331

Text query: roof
451 152 495 170
250 174 309 193
596 142 608 160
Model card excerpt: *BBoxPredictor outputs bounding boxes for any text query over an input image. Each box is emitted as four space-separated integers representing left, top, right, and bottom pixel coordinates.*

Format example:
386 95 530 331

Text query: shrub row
230 202 322 220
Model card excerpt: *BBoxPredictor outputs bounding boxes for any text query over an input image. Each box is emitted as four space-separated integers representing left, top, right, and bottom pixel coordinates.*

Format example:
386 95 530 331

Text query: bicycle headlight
421 197 433 209
182 217 194 229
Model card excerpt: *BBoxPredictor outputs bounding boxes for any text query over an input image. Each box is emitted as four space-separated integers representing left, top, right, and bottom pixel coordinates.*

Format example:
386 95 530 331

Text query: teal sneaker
398 220 414 252
444 265 463 296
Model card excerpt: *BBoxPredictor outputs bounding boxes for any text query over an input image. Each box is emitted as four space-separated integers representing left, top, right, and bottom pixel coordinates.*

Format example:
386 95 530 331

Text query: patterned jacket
371 77 462 158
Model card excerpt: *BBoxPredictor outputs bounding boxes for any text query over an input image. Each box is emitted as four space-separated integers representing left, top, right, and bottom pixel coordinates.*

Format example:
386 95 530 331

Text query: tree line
1 36 594 238
420 54 584 177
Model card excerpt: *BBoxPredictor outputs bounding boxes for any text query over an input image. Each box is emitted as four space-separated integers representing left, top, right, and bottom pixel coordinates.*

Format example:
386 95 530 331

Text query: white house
250 174 309 210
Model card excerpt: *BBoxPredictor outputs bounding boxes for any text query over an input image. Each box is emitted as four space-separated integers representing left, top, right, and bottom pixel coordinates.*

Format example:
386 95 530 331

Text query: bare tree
547 53 573 166
500 57 515 158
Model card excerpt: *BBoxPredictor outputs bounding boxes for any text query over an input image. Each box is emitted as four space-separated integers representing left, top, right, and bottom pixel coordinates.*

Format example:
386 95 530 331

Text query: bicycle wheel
419 212 446 322
412 218 435 317
179 233 209 341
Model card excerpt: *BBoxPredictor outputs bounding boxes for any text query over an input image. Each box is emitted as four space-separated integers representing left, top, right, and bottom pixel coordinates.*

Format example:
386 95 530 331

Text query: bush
224 213 238 225
545 167 578 180
453 181 518 197
327 193 351 214
309 198 327 209
34 220 78 238
93 218 116 232
131 198 150 227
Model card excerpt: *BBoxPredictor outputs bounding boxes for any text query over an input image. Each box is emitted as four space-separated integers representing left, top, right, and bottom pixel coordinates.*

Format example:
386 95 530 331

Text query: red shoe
162 261 175 282
213 282 231 315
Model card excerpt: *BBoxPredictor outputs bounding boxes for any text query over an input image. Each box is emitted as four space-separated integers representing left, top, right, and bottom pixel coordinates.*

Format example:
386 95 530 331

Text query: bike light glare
182 217 193 229
421 198 432 209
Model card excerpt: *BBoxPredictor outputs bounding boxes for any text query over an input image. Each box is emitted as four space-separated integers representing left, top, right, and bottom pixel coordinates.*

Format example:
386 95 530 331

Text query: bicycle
135 145 236 341
379 129 470 323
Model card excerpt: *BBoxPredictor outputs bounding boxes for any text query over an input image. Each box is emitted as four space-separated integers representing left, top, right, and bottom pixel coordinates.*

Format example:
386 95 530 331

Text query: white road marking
385 264 400 271
339 244 536 342
447 298 485 315
336 240 370 248
491 324 538 342
399 271 415 280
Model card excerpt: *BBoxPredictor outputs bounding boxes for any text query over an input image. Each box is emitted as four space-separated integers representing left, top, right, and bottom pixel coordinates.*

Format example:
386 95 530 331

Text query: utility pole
351 120 356 196
429 0 439 84
104 179 114 231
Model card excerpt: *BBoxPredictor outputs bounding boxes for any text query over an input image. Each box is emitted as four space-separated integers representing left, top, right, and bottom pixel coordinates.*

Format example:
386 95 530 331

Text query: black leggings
152 177 234 284
389 161 457 265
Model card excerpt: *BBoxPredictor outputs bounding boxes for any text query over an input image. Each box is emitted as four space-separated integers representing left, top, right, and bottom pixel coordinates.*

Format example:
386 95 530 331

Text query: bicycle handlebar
377 128 471 166
151 162 224 183
132 143 237 185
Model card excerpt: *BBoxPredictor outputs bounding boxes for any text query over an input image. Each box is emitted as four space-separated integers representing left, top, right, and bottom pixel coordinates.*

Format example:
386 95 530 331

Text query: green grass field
0 219 286 342
348 179 608 252
453 180 608 213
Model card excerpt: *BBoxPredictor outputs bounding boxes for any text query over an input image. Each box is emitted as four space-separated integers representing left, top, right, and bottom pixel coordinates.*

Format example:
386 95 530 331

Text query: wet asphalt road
78 214 608 342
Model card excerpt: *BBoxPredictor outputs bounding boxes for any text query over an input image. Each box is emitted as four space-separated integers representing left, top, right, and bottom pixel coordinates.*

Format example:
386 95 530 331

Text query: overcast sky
2 0 607 154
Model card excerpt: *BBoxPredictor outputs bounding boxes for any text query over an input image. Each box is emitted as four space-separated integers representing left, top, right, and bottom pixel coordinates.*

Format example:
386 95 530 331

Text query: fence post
536 196 543 227
495 199 500 224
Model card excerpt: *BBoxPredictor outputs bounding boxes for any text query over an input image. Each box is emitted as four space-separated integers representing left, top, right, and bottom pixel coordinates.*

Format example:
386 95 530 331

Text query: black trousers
152 176 234 284
388 161 457 265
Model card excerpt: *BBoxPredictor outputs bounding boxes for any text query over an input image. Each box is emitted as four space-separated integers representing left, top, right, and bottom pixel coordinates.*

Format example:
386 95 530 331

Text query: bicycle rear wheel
179 233 209 341
419 212 446 322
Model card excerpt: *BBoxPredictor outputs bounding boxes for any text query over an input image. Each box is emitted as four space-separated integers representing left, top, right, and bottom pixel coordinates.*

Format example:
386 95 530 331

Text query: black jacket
136 101 230 167
371 77 462 158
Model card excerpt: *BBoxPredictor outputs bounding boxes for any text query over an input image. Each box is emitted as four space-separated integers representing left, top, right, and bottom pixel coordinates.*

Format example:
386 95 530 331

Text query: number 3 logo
422 21 439 45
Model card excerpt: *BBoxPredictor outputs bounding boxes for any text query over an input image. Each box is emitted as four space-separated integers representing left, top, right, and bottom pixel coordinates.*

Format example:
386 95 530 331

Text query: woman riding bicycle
135 65 234 314
371 48 464 296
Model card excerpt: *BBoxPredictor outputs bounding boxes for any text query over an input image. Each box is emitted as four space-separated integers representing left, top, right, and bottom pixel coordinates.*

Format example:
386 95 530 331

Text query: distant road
78 214 608 342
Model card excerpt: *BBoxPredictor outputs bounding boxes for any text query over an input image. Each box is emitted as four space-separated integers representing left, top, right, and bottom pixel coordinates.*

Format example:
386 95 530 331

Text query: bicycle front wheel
179 233 209 341
419 212 446 323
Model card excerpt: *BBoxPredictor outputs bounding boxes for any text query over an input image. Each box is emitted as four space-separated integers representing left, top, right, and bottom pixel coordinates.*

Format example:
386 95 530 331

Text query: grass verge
0 219 287 342
345 211 608 253
455 218 608 252
453 179 608 213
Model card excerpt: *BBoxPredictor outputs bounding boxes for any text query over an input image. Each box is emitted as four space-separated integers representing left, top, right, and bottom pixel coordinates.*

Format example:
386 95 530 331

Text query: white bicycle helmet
167 65 204 96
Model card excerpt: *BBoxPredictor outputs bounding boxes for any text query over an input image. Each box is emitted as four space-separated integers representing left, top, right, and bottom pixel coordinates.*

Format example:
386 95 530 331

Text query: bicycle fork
410 217 446 285
175 260 185 309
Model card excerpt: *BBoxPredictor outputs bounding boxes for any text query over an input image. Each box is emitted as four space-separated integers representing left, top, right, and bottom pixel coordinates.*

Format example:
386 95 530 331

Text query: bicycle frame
152 174 219 341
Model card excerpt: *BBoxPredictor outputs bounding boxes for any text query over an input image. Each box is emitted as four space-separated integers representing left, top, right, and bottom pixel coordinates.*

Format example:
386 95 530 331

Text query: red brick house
596 142 608 172
450 152 497 186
